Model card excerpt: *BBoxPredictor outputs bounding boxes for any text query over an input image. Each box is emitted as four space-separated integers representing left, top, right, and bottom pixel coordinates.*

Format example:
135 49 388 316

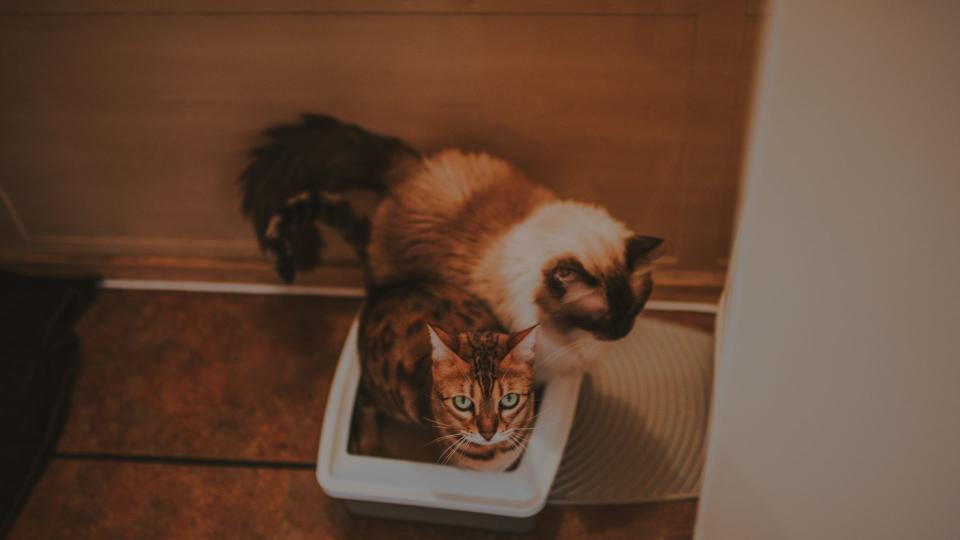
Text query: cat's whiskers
538 337 592 365
425 416 459 430
424 432 463 449
436 435 462 465
514 430 531 451
537 342 578 365
510 438 528 456
438 434 470 466
507 431 529 456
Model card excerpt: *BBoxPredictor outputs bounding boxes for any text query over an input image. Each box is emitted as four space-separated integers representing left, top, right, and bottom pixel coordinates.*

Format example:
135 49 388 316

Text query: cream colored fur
367 150 635 381
477 202 632 379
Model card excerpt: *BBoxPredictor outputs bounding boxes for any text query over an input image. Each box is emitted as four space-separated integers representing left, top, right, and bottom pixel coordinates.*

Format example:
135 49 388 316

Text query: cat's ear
427 324 460 364
625 234 665 273
504 325 539 366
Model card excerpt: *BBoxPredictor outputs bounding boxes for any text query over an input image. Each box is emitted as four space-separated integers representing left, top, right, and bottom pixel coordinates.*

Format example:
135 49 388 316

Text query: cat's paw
262 191 321 282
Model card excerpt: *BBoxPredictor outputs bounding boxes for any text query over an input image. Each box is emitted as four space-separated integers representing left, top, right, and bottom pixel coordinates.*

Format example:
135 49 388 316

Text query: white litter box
316 318 583 532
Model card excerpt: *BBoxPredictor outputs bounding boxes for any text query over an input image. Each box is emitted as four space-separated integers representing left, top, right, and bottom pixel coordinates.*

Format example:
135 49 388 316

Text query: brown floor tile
59 290 710 463
499 501 698 540
34 290 706 538
58 290 361 461
6 460 496 540
9 459 694 540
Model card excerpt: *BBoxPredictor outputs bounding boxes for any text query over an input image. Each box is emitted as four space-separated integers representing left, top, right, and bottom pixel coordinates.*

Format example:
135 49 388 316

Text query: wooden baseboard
0 251 724 303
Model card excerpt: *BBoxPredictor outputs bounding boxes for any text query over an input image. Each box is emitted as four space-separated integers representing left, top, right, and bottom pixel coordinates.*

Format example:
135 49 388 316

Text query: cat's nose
478 414 498 440
597 317 635 341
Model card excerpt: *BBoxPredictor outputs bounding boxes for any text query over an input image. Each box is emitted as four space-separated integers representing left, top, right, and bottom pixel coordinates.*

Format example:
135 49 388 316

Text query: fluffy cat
240 114 664 379
357 280 538 472
271 187 539 471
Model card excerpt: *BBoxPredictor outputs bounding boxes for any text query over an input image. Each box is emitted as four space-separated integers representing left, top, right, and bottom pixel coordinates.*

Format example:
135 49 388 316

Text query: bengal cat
356 280 538 472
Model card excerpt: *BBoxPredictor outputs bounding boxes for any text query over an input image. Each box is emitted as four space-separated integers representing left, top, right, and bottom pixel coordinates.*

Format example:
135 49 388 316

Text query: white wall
696 2 960 539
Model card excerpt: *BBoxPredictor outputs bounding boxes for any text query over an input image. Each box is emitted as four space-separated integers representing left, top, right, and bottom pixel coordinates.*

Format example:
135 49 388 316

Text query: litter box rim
316 316 583 518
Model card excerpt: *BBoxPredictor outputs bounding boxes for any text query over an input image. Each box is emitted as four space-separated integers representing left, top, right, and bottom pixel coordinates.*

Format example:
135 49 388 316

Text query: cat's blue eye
452 395 474 411
554 267 577 283
499 393 520 409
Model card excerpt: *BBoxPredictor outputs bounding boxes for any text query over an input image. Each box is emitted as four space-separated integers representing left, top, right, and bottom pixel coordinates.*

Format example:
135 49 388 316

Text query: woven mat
549 317 714 504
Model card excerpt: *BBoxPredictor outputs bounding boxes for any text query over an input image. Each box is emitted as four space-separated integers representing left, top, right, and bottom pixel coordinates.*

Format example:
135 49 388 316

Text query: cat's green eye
499 393 520 409
452 395 474 411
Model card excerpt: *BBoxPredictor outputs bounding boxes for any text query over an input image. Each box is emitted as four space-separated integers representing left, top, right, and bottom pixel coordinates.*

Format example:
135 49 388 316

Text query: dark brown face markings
458 332 508 398
458 447 497 460
536 249 656 341
511 394 532 416
553 267 638 341
356 280 534 470
631 272 654 316
603 269 633 319
601 268 639 340
542 255 602 301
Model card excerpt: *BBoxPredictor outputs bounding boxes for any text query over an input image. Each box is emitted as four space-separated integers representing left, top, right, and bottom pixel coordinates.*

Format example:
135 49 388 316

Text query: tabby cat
357 280 538 472
240 114 664 379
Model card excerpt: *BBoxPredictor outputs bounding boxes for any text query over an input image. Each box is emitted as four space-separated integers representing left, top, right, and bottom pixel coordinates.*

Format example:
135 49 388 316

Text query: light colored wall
696 1 960 538
0 0 759 285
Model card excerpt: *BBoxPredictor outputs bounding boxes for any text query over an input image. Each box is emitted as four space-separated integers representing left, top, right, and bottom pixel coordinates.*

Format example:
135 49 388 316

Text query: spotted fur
357 281 537 472
427 324 538 471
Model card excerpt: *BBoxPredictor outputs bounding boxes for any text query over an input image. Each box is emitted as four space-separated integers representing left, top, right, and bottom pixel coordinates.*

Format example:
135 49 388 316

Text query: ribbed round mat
548 317 714 504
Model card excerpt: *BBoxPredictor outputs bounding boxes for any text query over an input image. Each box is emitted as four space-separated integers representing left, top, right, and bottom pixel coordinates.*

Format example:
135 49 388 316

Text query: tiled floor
8 290 711 539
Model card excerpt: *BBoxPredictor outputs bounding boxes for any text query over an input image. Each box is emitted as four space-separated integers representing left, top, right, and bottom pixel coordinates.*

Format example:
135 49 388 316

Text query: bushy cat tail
239 113 418 282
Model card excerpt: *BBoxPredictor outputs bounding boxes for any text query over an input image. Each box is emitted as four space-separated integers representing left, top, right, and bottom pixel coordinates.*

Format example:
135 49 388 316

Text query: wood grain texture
0 3 759 283
0 251 727 293
0 0 697 15
0 13 696 260
674 0 750 270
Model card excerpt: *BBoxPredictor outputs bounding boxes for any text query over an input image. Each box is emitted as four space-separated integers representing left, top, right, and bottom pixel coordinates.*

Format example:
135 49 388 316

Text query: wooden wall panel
0 2 760 287
0 0 697 15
